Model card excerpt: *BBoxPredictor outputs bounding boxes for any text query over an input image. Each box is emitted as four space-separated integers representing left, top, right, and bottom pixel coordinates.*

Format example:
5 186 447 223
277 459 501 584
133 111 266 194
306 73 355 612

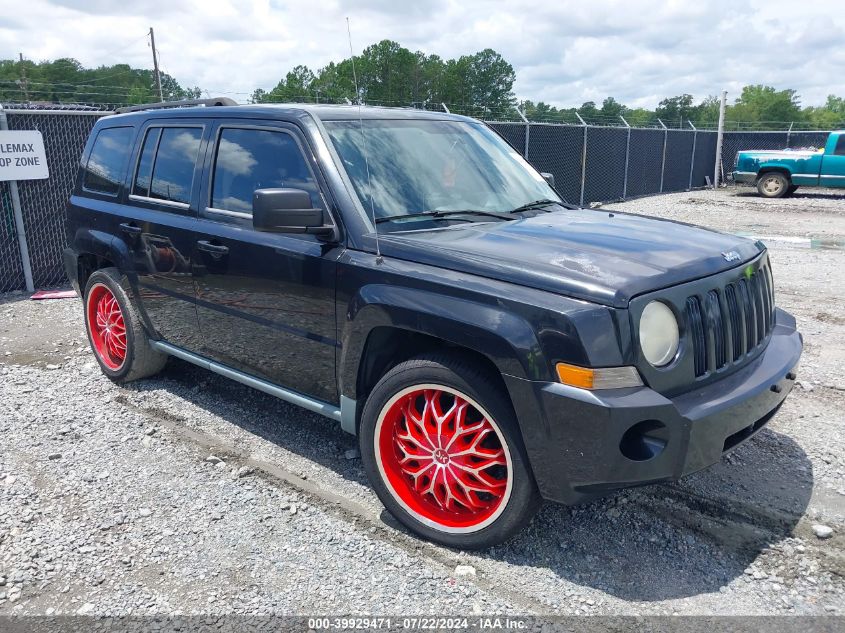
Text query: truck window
835 135 845 156
130 126 203 207
210 128 322 214
82 127 133 196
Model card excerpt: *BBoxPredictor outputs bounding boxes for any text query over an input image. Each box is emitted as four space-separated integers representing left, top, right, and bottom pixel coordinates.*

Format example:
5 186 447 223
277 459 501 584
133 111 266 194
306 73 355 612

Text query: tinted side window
132 127 161 197
835 135 845 156
149 127 202 205
83 127 133 195
211 128 321 213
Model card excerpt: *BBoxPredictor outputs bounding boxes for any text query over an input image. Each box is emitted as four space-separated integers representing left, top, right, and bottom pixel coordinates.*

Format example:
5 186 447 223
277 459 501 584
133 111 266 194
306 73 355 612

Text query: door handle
196 240 229 255
119 222 142 235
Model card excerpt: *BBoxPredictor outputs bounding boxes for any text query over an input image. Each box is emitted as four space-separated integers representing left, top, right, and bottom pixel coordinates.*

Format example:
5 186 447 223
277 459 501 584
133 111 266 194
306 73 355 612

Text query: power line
97 32 153 64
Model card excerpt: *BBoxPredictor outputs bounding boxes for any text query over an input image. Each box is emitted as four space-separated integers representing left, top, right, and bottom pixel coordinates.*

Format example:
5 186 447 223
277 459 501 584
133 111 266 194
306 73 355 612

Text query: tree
0 57 199 106
694 95 721 127
255 41 516 115
656 94 695 127
599 97 627 121
805 95 845 129
577 101 600 123
728 85 803 128
259 65 317 103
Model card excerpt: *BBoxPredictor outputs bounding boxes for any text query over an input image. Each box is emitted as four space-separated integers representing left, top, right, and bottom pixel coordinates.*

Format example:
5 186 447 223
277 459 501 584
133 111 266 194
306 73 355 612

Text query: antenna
346 17 381 262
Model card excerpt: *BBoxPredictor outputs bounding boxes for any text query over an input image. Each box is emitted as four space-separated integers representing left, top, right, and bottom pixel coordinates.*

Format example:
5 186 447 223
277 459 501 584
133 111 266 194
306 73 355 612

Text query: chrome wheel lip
374 383 514 535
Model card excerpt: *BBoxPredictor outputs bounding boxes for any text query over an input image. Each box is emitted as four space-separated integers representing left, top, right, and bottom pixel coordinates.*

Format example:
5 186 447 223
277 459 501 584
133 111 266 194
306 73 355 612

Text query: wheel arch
756 166 792 180
339 285 549 432
353 326 510 422
69 229 132 291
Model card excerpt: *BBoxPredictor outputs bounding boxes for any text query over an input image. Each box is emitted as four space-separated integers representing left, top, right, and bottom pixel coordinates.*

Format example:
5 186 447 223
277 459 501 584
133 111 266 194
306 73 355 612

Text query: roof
107 102 476 124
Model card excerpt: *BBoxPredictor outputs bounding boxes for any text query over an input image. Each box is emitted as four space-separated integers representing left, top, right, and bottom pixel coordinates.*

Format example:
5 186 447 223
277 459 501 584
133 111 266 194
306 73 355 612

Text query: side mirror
540 172 555 188
252 188 335 238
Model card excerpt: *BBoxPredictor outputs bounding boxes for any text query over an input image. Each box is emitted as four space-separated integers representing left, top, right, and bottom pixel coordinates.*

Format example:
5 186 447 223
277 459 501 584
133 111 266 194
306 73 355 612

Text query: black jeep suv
65 99 803 548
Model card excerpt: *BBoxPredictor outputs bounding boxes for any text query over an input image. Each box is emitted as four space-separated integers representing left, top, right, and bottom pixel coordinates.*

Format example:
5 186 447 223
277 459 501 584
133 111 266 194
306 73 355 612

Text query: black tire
359 352 541 549
83 268 167 383
757 172 790 198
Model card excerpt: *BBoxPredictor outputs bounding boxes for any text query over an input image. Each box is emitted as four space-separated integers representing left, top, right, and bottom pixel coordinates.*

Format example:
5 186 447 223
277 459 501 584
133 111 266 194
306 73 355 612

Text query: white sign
0 130 49 181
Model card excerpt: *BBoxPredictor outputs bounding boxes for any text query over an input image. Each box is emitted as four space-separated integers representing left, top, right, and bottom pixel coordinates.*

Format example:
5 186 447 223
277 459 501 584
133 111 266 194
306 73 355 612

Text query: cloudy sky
3 0 843 109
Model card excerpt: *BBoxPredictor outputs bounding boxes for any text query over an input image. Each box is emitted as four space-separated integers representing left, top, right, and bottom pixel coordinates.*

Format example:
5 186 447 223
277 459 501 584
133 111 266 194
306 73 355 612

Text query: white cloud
2 0 842 108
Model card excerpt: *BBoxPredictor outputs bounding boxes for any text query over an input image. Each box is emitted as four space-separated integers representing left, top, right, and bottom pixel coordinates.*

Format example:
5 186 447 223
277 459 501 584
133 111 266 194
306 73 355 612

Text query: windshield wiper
375 210 514 224
509 198 569 213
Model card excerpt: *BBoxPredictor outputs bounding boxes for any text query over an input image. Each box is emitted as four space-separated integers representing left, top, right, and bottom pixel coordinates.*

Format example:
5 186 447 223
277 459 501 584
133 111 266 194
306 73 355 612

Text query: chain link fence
0 179 25 292
0 108 106 291
0 105 836 293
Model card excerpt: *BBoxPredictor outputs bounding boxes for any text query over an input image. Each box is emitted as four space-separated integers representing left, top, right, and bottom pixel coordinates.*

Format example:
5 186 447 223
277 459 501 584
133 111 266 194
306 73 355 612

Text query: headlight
639 301 679 367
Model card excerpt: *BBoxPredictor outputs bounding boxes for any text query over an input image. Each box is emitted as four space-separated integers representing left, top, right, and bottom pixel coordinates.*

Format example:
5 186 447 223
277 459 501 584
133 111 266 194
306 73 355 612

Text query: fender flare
338 284 549 402
756 165 793 180
71 229 154 333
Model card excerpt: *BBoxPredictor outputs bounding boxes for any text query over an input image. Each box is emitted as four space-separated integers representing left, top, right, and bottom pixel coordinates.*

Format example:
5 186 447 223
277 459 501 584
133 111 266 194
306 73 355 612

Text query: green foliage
655 94 695 127
2 48 843 131
521 87 843 129
253 39 517 115
727 85 802 128
0 57 200 106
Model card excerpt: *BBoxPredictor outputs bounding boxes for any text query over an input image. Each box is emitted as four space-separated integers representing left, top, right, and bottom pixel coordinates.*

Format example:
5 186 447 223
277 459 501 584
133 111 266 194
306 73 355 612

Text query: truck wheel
757 172 789 198
359 353 541 549
83 268 167 383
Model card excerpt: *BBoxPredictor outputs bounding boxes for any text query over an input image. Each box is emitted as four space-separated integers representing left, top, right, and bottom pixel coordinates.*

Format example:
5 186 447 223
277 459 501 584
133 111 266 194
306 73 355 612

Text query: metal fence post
714 90 727 188
687 120 697 190
786 121 793 147
620 115 631 199
0 106 35 293
657 118 668 193
517 108 530 158
575 112 587 206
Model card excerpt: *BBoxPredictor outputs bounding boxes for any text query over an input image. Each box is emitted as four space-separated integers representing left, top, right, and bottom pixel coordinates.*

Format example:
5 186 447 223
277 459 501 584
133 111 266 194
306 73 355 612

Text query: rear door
191 119 340 403
115 119 207 349
820 134 845 189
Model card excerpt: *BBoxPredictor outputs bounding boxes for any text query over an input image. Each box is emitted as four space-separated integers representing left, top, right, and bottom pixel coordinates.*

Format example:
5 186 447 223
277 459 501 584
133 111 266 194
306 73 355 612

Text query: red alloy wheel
86 283 128 371
375 385 513 533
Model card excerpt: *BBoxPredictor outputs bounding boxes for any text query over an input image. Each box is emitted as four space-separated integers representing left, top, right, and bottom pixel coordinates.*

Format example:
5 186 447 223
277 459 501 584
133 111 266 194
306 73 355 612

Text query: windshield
323 119 561 226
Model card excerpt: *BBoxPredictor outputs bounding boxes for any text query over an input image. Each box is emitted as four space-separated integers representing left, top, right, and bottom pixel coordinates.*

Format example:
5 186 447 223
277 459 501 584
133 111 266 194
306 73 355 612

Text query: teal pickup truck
733 130 845 198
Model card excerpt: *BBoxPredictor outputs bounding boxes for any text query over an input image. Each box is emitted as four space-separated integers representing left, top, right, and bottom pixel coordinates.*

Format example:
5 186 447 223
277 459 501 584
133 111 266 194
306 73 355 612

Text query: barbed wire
0 92 840 132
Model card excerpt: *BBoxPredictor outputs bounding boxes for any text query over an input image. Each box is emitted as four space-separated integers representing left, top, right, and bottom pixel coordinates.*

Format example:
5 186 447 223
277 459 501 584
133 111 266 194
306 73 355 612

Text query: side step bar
150 340 342 422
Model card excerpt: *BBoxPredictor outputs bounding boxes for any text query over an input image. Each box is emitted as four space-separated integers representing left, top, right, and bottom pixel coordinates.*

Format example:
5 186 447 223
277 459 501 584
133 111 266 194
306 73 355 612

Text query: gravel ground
1 186 843 618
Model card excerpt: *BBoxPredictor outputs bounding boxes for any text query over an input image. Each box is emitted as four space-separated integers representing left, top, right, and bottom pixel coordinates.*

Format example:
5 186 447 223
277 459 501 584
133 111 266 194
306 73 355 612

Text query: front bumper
732 170 757 184
506 308 802 505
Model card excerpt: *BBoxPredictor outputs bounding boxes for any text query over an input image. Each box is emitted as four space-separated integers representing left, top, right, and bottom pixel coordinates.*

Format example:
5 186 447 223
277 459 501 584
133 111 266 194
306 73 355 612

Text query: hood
376 209 764 308
739 149 821 157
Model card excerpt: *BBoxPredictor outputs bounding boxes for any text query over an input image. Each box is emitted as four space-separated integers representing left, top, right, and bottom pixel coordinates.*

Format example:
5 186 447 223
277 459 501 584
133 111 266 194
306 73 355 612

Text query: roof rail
115 97 238 114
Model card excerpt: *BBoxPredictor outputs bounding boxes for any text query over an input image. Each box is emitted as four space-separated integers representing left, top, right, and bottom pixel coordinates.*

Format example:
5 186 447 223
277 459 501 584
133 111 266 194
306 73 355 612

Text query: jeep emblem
722 251 741 262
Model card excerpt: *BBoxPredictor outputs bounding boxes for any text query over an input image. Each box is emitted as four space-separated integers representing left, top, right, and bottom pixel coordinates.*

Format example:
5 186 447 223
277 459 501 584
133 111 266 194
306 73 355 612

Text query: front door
821 135 845 189
191 121 339 403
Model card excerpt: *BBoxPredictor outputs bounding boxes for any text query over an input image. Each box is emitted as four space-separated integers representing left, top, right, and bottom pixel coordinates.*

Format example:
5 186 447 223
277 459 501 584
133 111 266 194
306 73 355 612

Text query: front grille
687 263 775 377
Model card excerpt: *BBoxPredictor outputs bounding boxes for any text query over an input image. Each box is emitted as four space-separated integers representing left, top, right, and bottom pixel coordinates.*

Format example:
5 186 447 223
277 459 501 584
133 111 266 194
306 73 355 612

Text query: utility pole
18 53 30 102
149 27 163 102
713 90 727 188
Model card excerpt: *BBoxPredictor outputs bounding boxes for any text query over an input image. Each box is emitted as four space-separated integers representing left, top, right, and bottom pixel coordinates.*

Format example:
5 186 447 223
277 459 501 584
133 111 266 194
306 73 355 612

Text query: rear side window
132 126 202 206
835 135 845 156
133 128 160 197
210 128 322 214
83 127 133 196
